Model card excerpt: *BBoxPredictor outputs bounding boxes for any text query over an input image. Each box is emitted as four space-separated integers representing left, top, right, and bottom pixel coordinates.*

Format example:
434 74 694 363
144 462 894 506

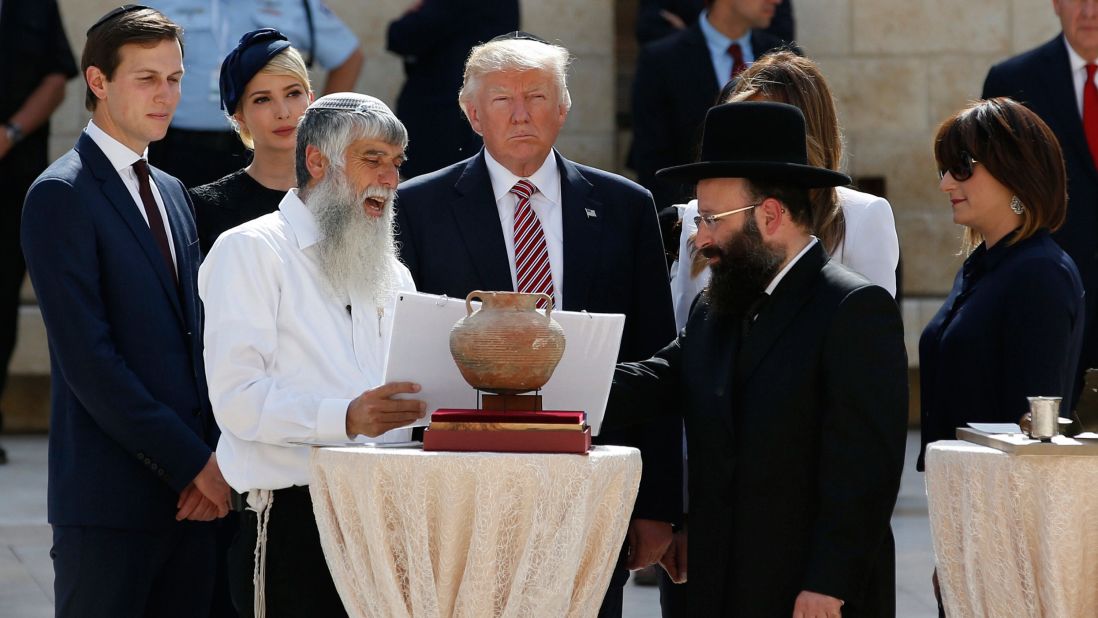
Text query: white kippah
308 92 394 116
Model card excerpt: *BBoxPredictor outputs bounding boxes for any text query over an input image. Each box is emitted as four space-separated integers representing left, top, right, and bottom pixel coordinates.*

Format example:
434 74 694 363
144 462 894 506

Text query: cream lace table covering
925 441 1098 617
309 445 641 618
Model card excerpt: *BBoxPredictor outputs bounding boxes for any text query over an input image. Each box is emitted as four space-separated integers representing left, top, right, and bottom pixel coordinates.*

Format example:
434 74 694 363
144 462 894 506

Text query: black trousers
228 486 346 617
51 522 216 618
597 542 630 617
0 169 37 426
148 128 250 189
658 569 690 617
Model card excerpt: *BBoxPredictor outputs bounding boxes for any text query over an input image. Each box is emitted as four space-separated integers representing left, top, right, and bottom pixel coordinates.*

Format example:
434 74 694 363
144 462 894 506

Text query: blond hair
230 46 311 150
457 38 572 121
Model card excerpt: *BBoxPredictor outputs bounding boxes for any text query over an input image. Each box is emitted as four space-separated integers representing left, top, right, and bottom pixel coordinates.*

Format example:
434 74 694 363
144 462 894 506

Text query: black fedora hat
657 102 851 188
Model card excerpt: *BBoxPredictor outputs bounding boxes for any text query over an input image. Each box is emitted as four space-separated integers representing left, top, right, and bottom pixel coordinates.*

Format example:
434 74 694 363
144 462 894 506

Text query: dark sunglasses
938 151 980 182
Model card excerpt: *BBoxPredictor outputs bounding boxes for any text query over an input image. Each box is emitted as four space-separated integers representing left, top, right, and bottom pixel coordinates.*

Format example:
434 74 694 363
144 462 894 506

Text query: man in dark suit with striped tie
395 32 681 617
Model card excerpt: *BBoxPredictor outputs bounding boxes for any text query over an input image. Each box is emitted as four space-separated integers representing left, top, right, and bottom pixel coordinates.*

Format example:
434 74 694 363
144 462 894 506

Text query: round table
925 440 1098 617
309 445 641 618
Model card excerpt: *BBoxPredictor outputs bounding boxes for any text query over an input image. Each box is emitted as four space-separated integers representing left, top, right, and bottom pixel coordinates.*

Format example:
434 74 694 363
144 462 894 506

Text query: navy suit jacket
629 22 794 209
396 150 683 522
983 35 1098 376
22 132 216 530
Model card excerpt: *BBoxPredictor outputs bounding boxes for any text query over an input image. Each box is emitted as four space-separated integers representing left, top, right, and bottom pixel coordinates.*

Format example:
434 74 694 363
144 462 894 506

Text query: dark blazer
918 231 1084 469
21 132 216 530
629 22 793 209
983 35 1098 381
396 149 682 522
386 0 518 179
635 0 795 46
606 244 909 617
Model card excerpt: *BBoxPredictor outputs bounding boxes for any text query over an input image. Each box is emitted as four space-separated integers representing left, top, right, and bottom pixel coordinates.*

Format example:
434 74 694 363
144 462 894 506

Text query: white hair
295 93 408 189
457 38 572 119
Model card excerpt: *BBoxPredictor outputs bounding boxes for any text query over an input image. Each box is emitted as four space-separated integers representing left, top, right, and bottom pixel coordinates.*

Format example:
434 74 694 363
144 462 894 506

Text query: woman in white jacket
671 51 899 330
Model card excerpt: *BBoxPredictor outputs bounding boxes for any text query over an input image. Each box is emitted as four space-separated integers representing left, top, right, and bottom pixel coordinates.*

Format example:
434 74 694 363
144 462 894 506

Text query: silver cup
1026 396 1061 442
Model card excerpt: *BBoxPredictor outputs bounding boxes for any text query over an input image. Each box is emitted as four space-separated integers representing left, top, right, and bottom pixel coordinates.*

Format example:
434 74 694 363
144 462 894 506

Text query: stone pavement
0 432 937 617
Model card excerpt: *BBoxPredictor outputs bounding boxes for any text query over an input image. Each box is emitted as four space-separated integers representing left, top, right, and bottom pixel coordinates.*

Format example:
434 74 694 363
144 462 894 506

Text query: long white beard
303 171 398 304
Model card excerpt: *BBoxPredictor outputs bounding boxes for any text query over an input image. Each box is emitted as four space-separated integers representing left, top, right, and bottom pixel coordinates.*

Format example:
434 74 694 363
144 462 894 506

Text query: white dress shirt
198 189 414 493
85 120 177 269
1065 35 1095 118
484 149 565 308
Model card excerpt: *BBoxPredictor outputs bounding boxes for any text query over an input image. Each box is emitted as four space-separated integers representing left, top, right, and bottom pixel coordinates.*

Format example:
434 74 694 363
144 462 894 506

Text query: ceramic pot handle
465 290 487 316
535 293 554 319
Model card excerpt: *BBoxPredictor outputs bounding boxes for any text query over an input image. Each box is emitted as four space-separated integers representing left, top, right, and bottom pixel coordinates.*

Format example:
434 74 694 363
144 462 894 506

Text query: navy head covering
219 28 292 113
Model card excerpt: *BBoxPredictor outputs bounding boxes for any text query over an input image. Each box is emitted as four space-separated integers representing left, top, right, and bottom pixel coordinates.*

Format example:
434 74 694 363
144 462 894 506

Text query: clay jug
449 291 566 394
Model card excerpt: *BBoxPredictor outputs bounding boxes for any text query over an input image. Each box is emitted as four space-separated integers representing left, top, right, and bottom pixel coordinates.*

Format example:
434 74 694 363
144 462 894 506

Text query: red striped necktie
510 179 554 308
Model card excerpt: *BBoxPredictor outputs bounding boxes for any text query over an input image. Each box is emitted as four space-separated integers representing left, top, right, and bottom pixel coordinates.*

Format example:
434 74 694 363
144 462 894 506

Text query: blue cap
218 28 292 113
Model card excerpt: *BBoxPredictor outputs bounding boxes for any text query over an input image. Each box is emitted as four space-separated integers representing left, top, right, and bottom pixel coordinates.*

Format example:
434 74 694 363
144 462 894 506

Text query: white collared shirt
198 189 415 493
484 150 565 308
85 120 178 269
1064 35 1096 118
765 236 819 296
698 9 755 90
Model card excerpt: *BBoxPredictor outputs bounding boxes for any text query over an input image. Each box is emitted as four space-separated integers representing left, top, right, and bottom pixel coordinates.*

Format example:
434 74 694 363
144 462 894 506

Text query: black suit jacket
629 22 793 209
396 149 682 522
983 34 1098 377
386 0 518 179
607 244 908 616
22 133 216 530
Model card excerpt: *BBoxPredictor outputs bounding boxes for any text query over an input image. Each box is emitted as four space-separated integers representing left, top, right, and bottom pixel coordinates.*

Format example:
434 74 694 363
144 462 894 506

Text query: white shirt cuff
316 398 353 441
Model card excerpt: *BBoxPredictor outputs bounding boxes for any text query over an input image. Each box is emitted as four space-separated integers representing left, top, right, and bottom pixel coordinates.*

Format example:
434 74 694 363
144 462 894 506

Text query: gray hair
295 93 409 189
457 39 572 118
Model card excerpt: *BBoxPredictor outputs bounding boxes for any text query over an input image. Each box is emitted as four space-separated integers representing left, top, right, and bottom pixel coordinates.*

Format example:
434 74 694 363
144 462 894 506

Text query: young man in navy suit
395 33 681 617
982 1 1098 401
21 7 229 616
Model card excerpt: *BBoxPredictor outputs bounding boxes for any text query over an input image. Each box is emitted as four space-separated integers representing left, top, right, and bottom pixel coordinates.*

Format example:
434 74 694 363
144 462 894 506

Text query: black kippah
87 5 150 36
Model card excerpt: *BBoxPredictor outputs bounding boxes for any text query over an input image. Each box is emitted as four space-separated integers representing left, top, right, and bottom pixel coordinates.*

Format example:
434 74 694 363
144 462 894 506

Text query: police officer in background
150 0 364 187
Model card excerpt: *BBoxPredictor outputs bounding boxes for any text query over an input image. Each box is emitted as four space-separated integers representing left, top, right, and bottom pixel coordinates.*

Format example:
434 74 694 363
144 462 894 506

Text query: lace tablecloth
309 445 641 618
925 441 1098 617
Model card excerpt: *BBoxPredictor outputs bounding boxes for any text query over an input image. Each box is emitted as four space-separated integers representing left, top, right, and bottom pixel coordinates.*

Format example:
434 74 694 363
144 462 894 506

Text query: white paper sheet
383 291 625 435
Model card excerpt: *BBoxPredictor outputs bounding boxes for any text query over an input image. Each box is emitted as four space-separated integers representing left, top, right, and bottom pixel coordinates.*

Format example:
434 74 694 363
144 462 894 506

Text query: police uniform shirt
153 0 360 130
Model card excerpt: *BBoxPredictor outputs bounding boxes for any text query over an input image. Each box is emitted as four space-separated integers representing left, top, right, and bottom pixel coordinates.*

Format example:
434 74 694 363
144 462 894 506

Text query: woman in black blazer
919 98 1086 469
920 95 1087 616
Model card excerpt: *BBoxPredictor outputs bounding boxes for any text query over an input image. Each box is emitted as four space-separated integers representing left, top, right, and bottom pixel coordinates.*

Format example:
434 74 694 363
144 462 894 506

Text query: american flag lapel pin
585 208 597 219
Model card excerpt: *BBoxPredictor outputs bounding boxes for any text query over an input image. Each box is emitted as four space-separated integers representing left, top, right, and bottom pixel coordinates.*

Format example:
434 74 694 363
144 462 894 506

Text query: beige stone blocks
796 0 851 56
852 0 1009 55
817 57 929 132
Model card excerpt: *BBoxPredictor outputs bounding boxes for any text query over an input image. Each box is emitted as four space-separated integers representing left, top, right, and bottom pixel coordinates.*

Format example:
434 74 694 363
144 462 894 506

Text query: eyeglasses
939 151 980 182
693 201 762 231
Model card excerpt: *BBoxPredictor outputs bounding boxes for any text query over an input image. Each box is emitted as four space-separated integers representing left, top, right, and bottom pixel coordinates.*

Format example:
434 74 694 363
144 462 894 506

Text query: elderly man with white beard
198 93 427 617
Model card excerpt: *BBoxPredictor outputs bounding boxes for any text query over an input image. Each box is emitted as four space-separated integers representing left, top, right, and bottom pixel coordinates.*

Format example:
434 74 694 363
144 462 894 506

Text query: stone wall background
797 1 1061 297
6 1 1066 427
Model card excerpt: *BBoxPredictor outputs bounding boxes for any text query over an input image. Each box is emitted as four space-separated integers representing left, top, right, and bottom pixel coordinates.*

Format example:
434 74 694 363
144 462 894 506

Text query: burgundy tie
510 180 554 308
132 159 177 283
1085 64 1098 169
729 43 747 80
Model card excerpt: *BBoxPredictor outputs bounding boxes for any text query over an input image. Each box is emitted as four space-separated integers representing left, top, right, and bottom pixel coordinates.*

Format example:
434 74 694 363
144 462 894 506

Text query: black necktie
131 159 177 283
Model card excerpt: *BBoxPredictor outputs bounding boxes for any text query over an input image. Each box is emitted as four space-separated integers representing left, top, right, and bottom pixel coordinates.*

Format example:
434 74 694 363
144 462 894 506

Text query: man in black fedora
604 101 909 617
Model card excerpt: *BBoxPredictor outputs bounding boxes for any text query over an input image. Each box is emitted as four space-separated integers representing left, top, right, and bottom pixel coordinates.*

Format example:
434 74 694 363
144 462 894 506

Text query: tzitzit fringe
250 489 274 618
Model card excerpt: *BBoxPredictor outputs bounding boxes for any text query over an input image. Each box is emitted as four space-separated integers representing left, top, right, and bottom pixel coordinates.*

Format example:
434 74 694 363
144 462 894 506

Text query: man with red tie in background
629 0 793 212
983 0 1098 402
